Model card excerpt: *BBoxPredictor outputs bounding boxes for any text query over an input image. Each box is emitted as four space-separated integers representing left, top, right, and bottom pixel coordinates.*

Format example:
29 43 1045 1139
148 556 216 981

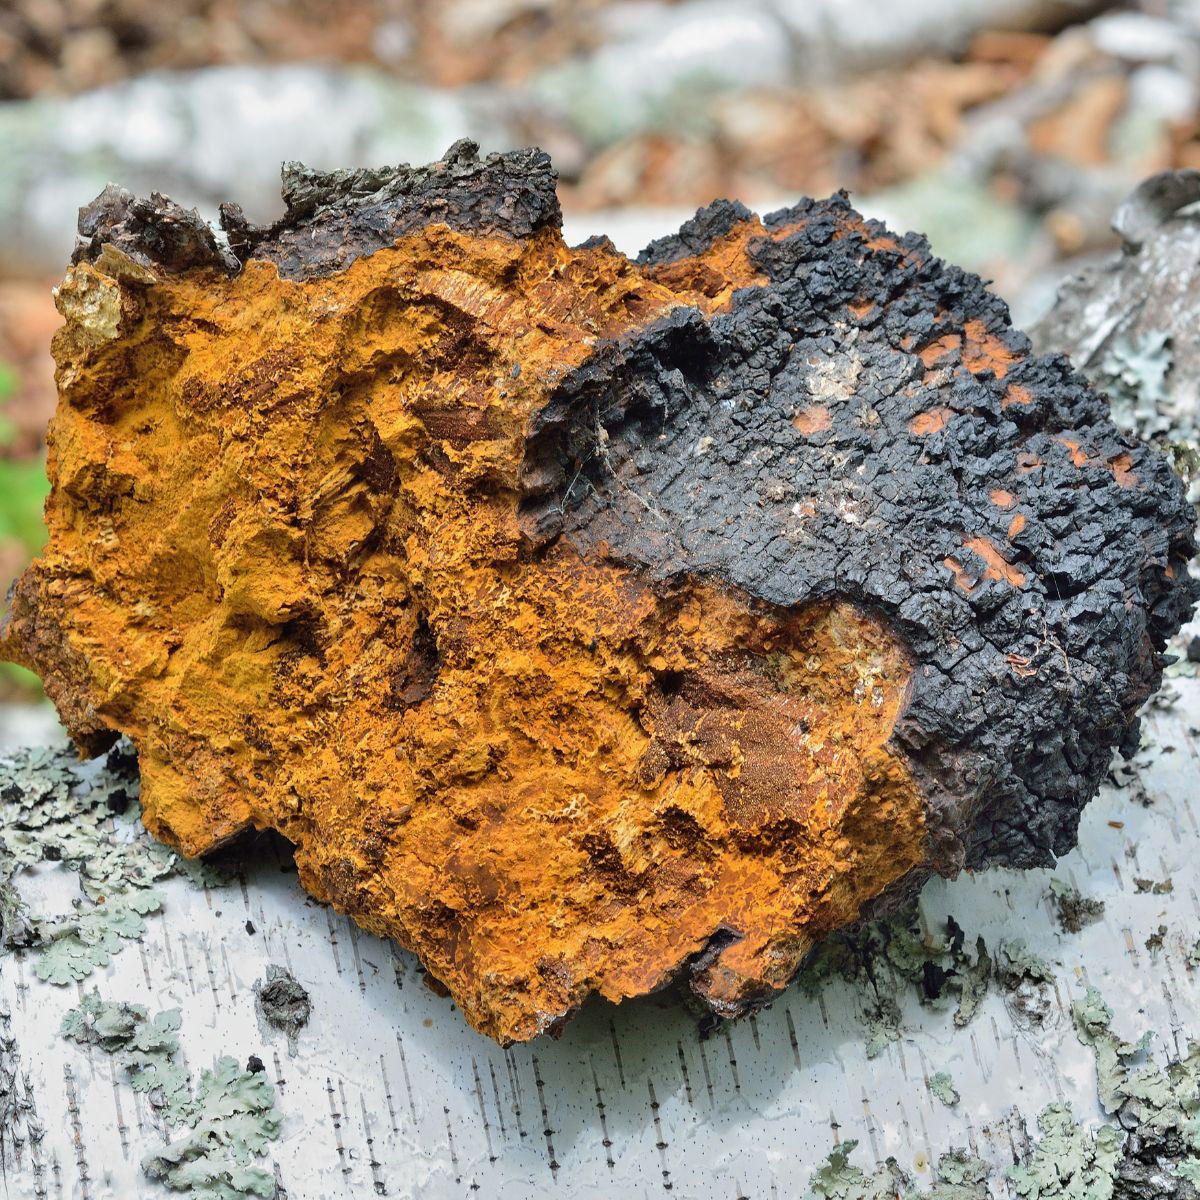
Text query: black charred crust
638 199 756 266
220 138 560 279
73 184 239 276
73 140 561 282
523 195 1199 872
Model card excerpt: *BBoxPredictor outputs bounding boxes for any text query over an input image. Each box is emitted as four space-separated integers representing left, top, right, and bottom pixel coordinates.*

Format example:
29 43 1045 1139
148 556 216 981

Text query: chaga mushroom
2 142 1195 1043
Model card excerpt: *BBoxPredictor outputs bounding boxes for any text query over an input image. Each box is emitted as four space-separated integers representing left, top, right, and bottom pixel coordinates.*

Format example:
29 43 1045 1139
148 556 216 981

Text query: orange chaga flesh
1 217 924 1042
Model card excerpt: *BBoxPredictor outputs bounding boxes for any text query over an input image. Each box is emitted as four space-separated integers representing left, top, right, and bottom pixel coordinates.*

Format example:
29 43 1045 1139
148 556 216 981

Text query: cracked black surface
521 192 1198 871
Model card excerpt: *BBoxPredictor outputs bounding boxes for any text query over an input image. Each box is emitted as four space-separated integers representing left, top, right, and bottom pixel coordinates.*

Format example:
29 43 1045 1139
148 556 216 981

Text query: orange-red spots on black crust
1108 453 1137 487
1002 384 1033 409
963 535 1027 588
1055 438 1140 488
918 318 1018 381
943 555 976 594
919 333 961 369
946 536 1028 593
793 407 832 435
643 217 778 308
1055 435 1089 468
909 408 952 435
960 318 1017 379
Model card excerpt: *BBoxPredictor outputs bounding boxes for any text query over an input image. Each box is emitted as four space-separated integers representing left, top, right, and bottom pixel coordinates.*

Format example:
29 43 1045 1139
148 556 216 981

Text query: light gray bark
1032 170 1200 501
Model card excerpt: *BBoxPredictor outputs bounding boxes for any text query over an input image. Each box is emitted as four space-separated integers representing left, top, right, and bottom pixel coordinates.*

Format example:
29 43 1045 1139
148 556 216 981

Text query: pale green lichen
803 1143 990 1199
798 907 988 1034
952 935 992 1028
1175 1157 1200 1188
804 1140 908 1200
34 889 164 983
928 1151 989 1200
0 743 230 983
929 1071 959 1107
1007 1104 1122 1199
1133 878 1173 895
1071 985 1200 1169
142 1058 281 1199
61 990 190 1120
0 876 35 950
864 997 902 1058
1099 331 1172 421
1094 330 1199 505
803 1109 1121 1200
0 744 172 896
993 941 1055 1028
799 906 1051 1056
0 1004 44 1182
802 977 1200 1198
60 991 281 1198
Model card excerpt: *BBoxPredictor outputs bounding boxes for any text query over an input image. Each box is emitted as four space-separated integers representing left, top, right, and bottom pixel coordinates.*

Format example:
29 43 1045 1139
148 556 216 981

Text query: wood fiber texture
3 142 1196 1043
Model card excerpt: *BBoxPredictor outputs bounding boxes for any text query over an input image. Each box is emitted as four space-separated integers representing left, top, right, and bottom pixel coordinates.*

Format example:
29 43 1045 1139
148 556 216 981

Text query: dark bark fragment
254 966 311 1040
219 139 561 280
73 183 238 275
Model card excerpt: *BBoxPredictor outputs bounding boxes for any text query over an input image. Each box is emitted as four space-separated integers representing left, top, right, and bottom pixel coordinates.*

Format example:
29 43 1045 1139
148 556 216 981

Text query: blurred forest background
2 0 1200 709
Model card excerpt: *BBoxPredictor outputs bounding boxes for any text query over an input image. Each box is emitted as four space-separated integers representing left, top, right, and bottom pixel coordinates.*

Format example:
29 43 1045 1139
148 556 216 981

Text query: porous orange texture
2 213 928 1041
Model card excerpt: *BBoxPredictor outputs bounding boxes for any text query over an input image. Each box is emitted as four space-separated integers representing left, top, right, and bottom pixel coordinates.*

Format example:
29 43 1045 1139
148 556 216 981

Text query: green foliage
0 362 17 401
0 661 43 698
0 362 18 446
0 457 49 557
0 359 48 603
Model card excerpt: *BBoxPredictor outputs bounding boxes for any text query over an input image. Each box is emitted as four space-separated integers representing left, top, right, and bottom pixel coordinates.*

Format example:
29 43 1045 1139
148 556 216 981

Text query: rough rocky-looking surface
1 142 1195 1044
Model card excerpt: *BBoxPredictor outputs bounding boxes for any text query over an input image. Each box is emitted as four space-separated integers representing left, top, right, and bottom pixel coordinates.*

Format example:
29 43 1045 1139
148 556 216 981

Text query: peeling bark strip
1 142 1196 1045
